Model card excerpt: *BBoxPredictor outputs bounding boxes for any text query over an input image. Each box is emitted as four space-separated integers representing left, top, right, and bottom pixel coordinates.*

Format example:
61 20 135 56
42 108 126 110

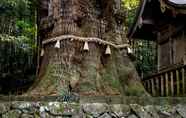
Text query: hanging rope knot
42 35 131 55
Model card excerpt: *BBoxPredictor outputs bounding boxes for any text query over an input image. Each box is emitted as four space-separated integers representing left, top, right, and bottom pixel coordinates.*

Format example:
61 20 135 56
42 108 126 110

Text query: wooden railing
142 64 186 96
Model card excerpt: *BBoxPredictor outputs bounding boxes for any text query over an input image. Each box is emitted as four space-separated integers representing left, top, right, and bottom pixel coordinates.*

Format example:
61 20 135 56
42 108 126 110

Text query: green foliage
16 20 36 39
0 0 37 36
133 40 157 77
0 0 37 95
121 0 157 77
0 0 37 57
122 0 139 10
0 0 31 14
122 0 140 27
0 34 36 78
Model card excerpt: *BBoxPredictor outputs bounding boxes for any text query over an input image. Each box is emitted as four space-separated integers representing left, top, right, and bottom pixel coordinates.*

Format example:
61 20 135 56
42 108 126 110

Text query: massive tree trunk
28 0 148 96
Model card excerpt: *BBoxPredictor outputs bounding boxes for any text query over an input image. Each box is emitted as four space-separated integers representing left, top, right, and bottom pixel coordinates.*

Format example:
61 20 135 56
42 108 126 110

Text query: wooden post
182 68 185 94
156 77 160 96
176 70 180 95
165 73 169 96
151 79 155 96
161 75 164 96
170 71 174 96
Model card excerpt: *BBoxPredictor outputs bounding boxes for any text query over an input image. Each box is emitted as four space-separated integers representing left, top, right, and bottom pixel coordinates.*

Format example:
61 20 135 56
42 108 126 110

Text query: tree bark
28 0 148 97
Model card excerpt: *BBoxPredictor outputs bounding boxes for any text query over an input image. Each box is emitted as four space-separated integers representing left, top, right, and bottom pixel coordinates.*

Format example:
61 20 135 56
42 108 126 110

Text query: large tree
29 0 148 97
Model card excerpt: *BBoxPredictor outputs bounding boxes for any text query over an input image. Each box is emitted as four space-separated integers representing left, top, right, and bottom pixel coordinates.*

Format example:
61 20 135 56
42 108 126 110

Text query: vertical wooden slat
176 70 180 95
165 73 169 96
170 71 174 96
155 77 159 96
151 79 155 96
182 68 185 94
161 75 164 96
147 80 151 94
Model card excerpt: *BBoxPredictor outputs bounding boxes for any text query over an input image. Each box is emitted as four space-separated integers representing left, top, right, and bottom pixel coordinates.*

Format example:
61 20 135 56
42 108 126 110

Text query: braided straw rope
42 35 129 49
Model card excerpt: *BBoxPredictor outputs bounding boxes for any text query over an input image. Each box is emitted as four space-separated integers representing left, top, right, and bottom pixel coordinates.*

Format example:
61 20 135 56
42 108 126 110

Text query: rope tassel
55 40 60 48
127 47 133 54
105 45 111 55
40 48 45 56
70 38 74 41
83 41 89 51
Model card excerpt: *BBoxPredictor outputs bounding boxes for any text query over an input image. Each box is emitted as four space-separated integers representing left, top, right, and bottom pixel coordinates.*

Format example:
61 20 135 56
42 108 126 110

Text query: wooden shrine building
128 0 186 96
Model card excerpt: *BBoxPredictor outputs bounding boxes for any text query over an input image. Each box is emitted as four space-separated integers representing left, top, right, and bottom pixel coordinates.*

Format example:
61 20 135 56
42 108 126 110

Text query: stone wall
1 97 186 118
1 102 186 118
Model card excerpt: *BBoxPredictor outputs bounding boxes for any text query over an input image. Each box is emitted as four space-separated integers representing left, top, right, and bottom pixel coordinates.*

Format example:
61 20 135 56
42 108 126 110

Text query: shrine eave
161 0 186 15
127 0 158 40
127 0 186 40
165 0 186 8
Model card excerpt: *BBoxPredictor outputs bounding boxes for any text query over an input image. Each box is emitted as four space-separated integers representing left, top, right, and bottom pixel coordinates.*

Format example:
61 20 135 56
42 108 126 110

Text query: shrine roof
168 0 186 6
127 0 186 40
